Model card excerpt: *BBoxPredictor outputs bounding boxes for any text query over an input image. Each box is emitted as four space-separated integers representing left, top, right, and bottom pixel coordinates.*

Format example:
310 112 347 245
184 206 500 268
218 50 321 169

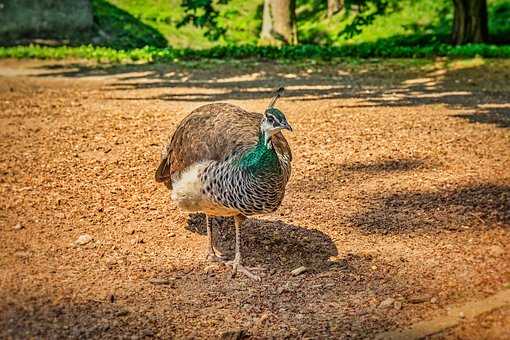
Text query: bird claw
226 260 264 281
206 250 228 263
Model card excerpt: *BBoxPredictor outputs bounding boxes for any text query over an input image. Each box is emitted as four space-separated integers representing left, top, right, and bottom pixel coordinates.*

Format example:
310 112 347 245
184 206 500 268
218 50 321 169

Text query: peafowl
155 88 292 280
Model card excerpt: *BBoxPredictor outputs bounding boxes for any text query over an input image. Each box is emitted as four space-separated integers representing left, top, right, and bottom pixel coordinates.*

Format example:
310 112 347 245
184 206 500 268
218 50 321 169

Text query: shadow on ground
294 158 430 197
0 298 161 339
185 214 338 272
350 183 510 234
30 59 510 130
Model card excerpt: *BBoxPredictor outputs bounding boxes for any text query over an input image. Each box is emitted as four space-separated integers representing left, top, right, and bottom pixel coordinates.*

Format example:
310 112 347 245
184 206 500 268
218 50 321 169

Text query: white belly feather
171 161 238 216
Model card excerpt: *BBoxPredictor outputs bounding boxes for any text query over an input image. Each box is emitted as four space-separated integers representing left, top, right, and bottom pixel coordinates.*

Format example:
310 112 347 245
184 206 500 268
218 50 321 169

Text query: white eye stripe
268 115 283 125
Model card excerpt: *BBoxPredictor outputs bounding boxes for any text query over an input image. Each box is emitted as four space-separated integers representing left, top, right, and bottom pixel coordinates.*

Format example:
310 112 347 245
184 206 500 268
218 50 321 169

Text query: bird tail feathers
155 156 173 189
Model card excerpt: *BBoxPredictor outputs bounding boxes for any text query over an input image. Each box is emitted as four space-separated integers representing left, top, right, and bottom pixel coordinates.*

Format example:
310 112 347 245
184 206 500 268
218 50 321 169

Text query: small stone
394 301 402 310
430 297 438 304
379 297 395 309
142 329 154 337
257 312 270 324
168 232 176 237
291 266 307 276
15 251 30 258
74 234 93 246
371 265 378 270
276 286 286 294
408 294 432 304
221 329 247 340
459 311 465 318
204 265 219 274
115 310 129 317
149 278 170 285
106 258 117 266
488 245 505 257
13 223 23 230
130 238 144 245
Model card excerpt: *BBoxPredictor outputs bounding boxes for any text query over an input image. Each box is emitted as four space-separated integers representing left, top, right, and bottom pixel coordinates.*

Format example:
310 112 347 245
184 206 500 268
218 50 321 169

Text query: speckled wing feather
155 103 291 188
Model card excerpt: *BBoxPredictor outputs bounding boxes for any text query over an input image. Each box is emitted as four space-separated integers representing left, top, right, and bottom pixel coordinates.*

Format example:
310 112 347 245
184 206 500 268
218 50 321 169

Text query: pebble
204 265 219 274
168 232 176 237
115 310 129 317
379 297 395 309
221 329 246 340
258 312 270 324
394 301 402 310
149 278 171 285
142 329 154 337
488 245 505 257
13 223 23 230
106 258 117 266
430 297 438 304
130 237 145 245
74 234 92 246
408 294 432 304
291 266 307 276
15 251 30 258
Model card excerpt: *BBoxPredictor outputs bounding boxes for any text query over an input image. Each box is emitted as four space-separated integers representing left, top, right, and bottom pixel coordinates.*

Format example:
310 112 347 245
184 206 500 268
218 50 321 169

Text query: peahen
155 88 292 280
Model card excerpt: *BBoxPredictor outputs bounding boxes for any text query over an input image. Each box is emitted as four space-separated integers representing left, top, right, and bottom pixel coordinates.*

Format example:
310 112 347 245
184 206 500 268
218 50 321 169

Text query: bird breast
200 155 290 216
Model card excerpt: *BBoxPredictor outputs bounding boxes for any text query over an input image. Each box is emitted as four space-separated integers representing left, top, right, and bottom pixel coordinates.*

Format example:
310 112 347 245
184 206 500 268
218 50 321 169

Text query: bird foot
226 259 264 281
206 249 228 263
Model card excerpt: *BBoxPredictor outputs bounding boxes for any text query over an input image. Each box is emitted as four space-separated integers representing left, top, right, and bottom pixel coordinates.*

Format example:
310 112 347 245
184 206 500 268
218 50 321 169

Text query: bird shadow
185 214 338 272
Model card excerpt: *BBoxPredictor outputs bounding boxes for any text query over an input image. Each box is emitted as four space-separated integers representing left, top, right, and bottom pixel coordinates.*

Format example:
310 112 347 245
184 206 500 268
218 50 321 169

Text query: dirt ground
0 58 509 339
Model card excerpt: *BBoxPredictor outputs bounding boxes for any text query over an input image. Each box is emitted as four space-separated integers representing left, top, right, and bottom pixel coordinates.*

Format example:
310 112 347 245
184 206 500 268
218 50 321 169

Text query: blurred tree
178 0 227 41
452 0 488 44
260 0 298 45
327 0 344 18
340 0 395 38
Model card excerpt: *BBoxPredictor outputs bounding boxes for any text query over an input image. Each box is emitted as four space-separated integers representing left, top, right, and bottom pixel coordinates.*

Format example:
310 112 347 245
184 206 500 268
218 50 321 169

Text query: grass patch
1 43 509 63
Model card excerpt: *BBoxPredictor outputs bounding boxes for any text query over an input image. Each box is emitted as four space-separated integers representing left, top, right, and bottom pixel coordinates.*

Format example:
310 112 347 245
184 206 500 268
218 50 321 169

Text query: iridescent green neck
238 132 281 175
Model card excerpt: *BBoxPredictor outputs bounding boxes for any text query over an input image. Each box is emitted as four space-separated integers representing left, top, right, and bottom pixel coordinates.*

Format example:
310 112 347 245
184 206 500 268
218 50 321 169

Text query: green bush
1 43 509 63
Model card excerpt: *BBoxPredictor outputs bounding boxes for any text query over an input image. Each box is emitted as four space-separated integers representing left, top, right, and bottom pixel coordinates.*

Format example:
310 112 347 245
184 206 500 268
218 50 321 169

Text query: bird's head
261 87 292 145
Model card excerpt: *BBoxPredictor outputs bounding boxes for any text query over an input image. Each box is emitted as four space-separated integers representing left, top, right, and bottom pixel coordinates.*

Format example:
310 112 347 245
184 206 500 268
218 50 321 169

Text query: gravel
1 59 509 339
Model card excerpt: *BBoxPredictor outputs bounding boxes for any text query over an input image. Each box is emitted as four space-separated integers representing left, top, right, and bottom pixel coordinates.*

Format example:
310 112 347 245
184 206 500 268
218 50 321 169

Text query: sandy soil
0 58 509 339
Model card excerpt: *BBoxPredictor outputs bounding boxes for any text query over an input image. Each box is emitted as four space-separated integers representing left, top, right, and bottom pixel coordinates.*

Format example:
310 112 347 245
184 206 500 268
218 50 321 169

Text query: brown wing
155 103 291 187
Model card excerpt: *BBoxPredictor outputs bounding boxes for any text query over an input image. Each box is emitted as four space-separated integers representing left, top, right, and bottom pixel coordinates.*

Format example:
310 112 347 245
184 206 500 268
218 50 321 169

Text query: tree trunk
327 0 343 18
452 0 488 44
260 0 273 41
259 0 297 45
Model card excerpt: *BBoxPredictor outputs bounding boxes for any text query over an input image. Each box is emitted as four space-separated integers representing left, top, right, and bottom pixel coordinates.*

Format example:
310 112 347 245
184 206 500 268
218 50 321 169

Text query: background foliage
96 0 509 48
0 0 508 60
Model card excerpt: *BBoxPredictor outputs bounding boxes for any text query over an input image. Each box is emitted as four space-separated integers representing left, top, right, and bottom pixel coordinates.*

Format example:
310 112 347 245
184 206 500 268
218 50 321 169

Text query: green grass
1 43 509 63
100 0 260 48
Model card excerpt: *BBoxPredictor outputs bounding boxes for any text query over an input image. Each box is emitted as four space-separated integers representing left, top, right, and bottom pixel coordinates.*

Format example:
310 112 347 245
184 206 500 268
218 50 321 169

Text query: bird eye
267 116 275 124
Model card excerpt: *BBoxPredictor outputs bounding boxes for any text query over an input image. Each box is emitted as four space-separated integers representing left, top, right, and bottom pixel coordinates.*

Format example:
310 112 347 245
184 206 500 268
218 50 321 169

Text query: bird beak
282 121 293 132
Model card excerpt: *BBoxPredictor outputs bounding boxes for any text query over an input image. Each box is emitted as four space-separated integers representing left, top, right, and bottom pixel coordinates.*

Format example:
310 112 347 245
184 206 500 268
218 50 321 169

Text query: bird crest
265 87 287 122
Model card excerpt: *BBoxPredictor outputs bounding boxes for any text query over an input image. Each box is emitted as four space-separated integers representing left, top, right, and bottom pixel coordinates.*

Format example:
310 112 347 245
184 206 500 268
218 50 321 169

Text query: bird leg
205 215 226 262
226 215 263 281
